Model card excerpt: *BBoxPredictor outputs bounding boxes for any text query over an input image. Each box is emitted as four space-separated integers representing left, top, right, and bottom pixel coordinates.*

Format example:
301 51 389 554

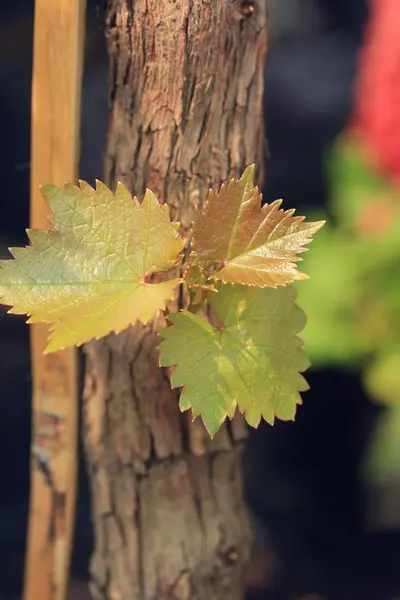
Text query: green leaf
0 181 184 352
192 166 324 287
159 284 309 435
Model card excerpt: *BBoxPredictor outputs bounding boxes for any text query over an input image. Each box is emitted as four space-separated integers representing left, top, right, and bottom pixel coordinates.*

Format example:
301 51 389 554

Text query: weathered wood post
24 1 85 599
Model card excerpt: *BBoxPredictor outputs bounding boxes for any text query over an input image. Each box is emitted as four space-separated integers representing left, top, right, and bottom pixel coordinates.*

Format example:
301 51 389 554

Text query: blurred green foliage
296 136 400 484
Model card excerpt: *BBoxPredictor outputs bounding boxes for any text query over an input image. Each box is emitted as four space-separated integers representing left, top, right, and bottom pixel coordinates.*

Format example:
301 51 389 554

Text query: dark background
0 1 399 599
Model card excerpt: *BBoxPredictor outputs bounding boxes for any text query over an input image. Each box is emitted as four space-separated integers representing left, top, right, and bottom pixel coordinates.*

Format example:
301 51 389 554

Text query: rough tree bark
83 1 268 599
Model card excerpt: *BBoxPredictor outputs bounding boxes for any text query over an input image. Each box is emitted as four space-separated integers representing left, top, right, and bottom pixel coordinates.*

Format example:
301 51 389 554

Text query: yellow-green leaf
192 166 324 287
159 284 309 436
0 181 184 352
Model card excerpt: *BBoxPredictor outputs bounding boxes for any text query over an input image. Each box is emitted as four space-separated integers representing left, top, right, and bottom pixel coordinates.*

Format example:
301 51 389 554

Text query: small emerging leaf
192 166 324 287
183 256 216 291
159 284 309 436
0 182 184 352
183 257 217 307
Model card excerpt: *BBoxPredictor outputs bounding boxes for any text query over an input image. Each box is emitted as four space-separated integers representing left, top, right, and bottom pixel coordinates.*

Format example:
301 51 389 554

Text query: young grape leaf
183 255 216 290
159 284 309 436
0 182 184 352
192 166 325 287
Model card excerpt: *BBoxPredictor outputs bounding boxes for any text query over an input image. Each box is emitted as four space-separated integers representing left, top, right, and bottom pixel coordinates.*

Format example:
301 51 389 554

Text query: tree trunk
83 1 268 599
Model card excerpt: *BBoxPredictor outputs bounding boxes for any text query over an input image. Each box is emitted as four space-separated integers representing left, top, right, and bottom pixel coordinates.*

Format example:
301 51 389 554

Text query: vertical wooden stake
24 1 86 599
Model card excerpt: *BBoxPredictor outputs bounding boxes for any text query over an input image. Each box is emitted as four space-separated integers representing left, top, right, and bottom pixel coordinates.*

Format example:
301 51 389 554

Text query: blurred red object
350 0 400 185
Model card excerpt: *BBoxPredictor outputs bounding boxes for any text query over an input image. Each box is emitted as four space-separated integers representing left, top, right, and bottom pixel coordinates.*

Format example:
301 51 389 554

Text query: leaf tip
43 339 62 355
40 183 57 201
43 346 56 355
313 219 326 231
79 179 95 193
241 164 255 182
94 179 112 195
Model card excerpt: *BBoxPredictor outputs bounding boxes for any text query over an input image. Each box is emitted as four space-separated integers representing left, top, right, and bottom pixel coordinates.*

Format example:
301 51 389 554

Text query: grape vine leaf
159 284 309 435
192 166 325 287
0 181 184 352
